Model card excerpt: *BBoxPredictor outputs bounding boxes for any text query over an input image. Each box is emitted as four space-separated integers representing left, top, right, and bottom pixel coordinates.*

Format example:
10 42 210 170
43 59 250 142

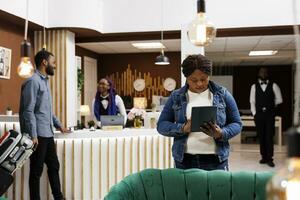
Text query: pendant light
187 0 216 47
155 0 170 65
42 0 47 50
42 26 47 50
155 49 170 65
17 0 34 79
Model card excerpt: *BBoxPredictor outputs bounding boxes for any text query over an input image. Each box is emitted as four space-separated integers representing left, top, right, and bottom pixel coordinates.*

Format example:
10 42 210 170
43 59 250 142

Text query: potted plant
87 120 95 131
77 69 84 96
6 106 12 115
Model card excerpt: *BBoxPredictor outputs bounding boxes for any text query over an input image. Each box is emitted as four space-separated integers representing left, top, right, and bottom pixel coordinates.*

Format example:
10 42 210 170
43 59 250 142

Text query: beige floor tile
229 144 287 172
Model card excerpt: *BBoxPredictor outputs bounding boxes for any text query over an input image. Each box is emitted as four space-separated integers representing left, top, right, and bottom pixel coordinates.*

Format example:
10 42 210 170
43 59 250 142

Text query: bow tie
260 81 267 85
100 96 109 101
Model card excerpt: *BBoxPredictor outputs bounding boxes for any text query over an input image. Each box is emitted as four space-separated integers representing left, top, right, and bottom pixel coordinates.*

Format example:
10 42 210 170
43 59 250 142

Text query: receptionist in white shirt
92 78 127 125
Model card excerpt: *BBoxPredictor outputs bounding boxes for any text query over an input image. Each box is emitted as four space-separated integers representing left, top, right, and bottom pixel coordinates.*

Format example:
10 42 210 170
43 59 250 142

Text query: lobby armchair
104 168 272 200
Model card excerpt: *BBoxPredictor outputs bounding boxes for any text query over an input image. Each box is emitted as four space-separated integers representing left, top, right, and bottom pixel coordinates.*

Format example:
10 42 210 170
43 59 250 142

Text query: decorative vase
150 117 156 129
6 110 12 116
133 116 143 128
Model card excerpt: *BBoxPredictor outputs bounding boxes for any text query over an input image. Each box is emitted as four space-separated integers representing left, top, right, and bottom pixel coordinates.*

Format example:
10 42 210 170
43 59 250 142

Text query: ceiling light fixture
17 0 34 79
132 42 165 49
155 49 170 65
155 0 170 65
187 0 216 47
249 50 278 56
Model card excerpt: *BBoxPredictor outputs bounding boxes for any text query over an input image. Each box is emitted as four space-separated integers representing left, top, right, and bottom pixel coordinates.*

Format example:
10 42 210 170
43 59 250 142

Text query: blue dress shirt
19 70 61 138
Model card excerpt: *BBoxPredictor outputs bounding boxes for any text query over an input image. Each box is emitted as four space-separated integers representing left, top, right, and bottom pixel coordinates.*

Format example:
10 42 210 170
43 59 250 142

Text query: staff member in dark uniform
250 67 282 167
92 78 127 125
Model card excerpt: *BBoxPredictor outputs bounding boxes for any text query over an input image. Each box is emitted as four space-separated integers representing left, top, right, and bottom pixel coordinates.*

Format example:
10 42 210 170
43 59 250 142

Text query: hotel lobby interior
0 0 300 199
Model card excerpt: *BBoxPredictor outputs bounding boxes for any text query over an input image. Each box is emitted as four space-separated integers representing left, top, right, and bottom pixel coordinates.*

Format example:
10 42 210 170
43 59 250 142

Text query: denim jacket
157 81 242 162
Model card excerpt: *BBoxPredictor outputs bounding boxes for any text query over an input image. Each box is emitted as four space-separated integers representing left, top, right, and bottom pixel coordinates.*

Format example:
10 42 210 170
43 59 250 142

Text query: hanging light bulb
187 0 216 46
17 40 34 78
155 49 170 65
42 0 47 51
155 0 170 65
17 0 34 79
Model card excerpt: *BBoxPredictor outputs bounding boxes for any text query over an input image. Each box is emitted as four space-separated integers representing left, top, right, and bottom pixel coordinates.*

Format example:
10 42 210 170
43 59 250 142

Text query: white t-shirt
185 89 217 154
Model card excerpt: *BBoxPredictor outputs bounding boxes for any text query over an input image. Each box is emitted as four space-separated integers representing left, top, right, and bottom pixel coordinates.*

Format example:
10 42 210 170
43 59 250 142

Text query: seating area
104 168 273 200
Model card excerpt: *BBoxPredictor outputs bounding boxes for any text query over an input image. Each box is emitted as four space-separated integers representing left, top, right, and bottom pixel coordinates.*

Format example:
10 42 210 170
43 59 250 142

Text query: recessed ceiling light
132 42 165 49
249 50 278 56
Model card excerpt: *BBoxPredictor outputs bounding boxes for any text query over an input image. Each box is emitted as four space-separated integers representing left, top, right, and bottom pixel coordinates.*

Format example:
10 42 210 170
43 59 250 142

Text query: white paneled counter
0 123 173 200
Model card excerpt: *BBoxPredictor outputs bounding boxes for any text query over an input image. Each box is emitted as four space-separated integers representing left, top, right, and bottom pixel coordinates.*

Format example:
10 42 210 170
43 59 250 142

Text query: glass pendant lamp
17 0 34 78
187 0 216 46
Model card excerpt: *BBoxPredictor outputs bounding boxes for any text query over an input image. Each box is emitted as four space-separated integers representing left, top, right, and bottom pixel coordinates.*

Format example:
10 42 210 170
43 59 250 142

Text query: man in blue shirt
19 50 69 200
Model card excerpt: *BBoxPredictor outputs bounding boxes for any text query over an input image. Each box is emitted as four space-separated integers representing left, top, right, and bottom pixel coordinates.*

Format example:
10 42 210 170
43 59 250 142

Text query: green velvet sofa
104 168 273 200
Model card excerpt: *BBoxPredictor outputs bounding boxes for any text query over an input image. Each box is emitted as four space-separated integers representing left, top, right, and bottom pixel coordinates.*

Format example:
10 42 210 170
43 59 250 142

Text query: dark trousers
175 154 228 171
254 113 275 161
29 137 63 200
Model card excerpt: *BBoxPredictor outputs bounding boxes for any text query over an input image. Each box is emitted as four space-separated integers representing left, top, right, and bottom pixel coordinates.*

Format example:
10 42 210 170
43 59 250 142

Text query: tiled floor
228 144 287 172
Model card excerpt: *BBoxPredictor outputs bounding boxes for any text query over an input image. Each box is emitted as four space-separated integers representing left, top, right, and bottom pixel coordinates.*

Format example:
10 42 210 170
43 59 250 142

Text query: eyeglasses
98 82 109 86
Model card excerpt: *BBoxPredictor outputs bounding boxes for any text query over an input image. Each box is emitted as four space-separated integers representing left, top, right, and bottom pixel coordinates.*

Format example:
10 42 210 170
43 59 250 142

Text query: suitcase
0 130 34 196
0 130 34 173
0 168 13 196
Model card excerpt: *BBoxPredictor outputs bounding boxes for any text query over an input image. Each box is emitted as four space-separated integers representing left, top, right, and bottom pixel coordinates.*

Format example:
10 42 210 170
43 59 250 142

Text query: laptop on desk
100 115 124 130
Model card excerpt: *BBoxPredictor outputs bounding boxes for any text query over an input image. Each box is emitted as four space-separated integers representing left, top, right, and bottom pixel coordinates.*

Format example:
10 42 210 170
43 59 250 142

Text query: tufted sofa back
104 168 273 200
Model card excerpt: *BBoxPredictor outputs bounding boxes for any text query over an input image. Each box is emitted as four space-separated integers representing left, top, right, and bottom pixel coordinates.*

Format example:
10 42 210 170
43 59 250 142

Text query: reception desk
230 116 282 145
0 122 173 200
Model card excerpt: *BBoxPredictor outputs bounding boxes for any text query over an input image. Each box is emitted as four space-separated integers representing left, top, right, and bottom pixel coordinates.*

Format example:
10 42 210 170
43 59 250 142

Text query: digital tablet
191 106 217 132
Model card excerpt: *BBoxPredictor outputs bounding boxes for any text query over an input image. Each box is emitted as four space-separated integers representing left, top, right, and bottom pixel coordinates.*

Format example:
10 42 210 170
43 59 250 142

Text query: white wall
47 0 103 31
102 0 300 33
0 0 103 31
208 0 297 28
210 76 233 95
83 57 98 124
102 0 194 33
66 31 77 127
0 0 299 33
0 0 47 26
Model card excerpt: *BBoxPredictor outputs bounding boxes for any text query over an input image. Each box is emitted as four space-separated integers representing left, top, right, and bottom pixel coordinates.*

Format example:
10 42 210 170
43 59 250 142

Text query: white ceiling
77 39 181 54
77 35 296 66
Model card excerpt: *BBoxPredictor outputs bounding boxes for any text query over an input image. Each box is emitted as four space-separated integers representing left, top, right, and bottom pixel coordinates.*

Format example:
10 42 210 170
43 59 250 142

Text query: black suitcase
0 130 34 173
0 167 13 196
0 130 34 196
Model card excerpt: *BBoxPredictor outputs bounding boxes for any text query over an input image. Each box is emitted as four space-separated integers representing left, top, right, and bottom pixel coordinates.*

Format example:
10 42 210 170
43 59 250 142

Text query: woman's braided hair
181 54 212 77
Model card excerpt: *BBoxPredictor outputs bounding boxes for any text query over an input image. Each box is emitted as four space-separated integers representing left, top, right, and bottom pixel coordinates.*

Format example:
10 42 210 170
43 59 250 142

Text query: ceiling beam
75 25 299 43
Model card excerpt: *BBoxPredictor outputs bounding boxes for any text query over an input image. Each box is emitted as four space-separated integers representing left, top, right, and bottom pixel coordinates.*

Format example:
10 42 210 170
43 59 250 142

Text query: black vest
255 81 275 115
99 96 109 115
99 103 109 115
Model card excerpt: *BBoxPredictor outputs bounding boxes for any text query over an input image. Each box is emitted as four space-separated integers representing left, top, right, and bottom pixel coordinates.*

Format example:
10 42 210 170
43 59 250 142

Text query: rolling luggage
0 130 34 196
0 168 13 196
